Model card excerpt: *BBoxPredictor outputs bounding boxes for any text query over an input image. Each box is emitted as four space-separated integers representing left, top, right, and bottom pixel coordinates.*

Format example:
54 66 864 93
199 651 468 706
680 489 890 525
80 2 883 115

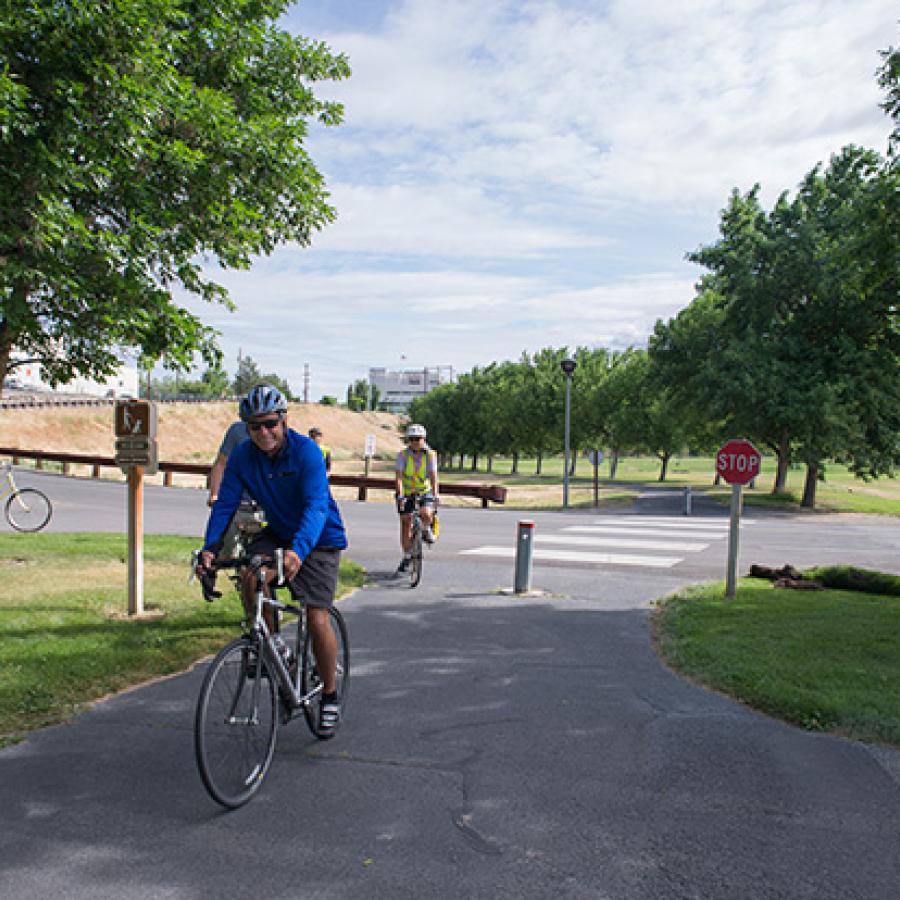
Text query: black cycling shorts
398 493 434 515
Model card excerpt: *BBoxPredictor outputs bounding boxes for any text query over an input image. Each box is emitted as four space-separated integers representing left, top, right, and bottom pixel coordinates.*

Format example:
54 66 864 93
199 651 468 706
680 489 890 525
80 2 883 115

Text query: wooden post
127 465 144 616
164 471 173 487
92 464 100 478
359 456 370 502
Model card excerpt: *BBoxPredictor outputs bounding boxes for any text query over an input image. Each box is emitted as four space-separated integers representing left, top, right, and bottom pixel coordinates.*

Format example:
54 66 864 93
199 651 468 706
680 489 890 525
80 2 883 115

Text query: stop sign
716 439 761 485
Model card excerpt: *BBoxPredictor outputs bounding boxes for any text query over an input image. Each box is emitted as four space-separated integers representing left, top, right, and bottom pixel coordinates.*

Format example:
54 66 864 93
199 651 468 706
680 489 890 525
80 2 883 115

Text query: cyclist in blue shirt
197 384 348 737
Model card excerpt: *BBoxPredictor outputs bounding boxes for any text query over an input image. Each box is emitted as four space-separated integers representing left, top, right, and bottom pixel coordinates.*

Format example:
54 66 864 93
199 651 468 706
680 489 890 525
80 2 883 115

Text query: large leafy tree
0 0 349 393
662 145 898 507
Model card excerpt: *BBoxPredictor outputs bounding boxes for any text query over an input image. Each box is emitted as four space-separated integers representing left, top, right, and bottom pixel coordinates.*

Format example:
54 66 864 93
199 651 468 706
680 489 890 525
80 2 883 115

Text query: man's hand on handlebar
195 550 216 579
282 549 301 581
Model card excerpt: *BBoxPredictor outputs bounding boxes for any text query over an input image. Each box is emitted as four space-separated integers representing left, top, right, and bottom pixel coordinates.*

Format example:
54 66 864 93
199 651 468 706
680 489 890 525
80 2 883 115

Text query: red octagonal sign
716 439 761 485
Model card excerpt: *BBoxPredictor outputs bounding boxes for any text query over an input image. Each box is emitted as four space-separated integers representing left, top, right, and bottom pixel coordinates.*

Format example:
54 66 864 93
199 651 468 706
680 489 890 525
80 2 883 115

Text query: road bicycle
398 494 439 588
1 462 52 532
191 549 349 808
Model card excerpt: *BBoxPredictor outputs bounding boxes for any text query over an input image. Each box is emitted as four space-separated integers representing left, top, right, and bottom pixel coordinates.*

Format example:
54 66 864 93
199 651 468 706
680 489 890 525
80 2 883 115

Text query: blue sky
183 0 896 401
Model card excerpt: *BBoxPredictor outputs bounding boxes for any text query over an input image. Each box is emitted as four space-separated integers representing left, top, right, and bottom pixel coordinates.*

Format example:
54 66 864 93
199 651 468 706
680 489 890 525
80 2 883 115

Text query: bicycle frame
0 463 19 502
197 551 324 715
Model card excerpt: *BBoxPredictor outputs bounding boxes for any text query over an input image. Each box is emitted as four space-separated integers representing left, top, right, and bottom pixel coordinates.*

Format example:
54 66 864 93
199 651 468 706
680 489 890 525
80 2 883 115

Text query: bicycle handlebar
190 548 285 603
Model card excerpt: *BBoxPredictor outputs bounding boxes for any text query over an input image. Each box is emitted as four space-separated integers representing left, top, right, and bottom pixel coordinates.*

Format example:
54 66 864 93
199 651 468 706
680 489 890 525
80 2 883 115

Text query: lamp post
560 357 577 509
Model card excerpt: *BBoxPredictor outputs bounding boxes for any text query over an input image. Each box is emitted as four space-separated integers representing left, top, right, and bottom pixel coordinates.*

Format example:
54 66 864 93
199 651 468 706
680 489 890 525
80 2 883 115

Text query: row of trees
144 356 292 400
410 49 899 509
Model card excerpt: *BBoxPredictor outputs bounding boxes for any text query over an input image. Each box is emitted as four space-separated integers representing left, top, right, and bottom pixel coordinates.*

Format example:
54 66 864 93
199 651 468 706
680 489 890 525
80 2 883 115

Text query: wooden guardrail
0 448 508 507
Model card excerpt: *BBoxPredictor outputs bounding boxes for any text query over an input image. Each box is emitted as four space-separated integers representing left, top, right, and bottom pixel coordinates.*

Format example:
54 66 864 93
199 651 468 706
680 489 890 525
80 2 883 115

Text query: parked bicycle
1 462 52 532
190 549 349 808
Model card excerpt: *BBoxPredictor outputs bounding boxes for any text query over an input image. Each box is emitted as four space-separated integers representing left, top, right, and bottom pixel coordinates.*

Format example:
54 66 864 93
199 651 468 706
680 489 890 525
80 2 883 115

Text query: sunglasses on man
248 417 282 432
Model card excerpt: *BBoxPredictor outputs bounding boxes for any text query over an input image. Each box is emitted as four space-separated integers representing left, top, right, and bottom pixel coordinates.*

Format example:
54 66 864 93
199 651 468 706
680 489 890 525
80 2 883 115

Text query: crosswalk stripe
564 525 726 541
461 546 683 568
585 517 743 529
536 534 709 552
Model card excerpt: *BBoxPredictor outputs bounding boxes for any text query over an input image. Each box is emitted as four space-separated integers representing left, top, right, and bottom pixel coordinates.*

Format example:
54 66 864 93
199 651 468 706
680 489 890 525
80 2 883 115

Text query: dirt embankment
0 401 406 464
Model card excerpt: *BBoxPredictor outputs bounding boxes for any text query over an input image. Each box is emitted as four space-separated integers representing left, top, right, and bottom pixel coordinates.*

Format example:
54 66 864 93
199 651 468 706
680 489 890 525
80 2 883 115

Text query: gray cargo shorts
247 530 341 609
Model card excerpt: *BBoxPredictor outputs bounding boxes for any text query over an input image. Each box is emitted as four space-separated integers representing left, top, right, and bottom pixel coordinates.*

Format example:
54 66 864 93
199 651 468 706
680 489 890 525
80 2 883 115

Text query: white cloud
192 0 896 398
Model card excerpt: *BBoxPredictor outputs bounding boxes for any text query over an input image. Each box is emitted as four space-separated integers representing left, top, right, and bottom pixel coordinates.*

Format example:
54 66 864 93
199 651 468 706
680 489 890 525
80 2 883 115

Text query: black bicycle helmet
239 384 288 421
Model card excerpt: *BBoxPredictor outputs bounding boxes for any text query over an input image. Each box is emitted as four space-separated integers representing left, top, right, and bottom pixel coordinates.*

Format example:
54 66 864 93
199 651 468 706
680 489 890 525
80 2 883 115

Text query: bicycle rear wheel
409 528 423 588
301 607 350 739
5 488 52 532
195 637 278 808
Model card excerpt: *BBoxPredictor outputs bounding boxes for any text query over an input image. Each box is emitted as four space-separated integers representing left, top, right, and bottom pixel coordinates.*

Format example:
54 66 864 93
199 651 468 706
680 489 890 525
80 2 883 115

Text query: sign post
586 449 604 507
360 434 376 502
115 400 158 616
716 439 761 597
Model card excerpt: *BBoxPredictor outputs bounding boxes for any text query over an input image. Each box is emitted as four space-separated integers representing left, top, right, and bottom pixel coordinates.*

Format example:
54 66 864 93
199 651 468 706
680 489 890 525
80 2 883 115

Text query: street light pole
560 358 577 509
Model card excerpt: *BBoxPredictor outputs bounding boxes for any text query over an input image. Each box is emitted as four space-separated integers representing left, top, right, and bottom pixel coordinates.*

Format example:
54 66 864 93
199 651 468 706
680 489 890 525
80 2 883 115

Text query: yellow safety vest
401 449 433 495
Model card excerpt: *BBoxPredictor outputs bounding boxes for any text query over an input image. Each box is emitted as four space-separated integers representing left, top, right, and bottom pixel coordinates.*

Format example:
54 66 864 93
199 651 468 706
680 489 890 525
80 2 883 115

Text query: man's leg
308 606 337 694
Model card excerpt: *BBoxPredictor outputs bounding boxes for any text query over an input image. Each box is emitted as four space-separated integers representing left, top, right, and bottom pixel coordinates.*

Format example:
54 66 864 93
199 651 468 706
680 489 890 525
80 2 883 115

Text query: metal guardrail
0 448 508 507
0 393 244 409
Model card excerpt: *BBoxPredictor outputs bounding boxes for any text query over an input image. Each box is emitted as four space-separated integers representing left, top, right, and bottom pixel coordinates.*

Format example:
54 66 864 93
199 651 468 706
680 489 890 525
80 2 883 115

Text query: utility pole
304 363 310 404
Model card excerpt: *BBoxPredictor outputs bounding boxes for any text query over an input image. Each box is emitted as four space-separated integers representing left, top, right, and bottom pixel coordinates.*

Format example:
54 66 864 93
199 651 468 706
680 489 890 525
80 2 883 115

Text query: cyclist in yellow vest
308 426 332 474
394 423 439 573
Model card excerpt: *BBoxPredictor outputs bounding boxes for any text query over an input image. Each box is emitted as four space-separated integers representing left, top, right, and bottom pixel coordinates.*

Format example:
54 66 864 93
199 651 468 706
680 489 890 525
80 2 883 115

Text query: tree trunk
569 454 576 477
536 452 542 475
801 463 818 508
773 434 790 493
658 453 669 482
486 456 493 473
609 450 618 481
470 453 478 471
511 451 519 474
458 453 464 469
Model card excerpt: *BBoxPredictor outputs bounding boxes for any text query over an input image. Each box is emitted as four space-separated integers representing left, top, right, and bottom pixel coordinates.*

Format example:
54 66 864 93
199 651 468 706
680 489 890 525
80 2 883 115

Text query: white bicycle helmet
239 384 288 421
406 423 427 439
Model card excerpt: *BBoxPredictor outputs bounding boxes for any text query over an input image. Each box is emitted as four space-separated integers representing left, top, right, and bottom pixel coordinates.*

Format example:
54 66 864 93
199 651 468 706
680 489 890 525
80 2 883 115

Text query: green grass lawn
652 579 900 746
0 533 365 747
437 454 900 515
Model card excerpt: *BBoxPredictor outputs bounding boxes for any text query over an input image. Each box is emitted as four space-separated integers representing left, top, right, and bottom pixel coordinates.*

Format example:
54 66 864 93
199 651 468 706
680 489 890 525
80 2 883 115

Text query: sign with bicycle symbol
114 399 158 474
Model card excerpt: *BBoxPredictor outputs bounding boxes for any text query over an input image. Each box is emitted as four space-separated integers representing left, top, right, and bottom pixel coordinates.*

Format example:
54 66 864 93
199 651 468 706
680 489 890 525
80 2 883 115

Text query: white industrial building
369 366 453 412
5 351 139 398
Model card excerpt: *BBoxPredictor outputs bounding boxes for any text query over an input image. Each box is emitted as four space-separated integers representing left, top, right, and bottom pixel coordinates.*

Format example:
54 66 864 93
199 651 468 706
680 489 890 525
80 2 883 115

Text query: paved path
1 474 899 897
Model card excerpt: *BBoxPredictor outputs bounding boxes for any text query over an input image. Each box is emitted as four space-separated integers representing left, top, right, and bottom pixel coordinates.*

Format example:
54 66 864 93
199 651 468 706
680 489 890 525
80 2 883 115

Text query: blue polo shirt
204 428 347 561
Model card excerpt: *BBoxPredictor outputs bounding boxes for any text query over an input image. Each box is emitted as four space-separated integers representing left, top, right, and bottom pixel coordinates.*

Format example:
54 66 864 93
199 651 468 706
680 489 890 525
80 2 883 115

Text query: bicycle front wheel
194 637 278 808
5 488 52 532
409 529 423 588
302 607 350 739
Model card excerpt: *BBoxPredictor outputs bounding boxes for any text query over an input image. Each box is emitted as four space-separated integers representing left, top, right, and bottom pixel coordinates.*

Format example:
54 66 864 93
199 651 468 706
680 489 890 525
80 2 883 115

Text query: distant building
6 351 139 398
369 366 453 412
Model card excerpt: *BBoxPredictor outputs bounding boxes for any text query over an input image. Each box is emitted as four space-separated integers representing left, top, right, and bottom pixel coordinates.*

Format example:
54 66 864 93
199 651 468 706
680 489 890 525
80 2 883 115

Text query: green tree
346 378 372 411
0 0 350 394
670 146 899 507
878 45 899 153
232 356 264 396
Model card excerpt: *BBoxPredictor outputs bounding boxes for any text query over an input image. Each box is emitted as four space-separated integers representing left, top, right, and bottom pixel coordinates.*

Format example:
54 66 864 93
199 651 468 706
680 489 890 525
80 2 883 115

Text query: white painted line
564 526 726 541
586 517 739 529
461 546 682 568
536 534 709 552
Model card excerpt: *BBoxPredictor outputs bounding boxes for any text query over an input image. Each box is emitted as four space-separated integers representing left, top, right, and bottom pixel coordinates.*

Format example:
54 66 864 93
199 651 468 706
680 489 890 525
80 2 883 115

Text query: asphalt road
1 470 899 898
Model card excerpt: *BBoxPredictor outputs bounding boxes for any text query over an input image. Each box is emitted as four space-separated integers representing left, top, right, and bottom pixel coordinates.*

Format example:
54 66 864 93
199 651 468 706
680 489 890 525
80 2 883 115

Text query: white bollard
514 521 535 593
